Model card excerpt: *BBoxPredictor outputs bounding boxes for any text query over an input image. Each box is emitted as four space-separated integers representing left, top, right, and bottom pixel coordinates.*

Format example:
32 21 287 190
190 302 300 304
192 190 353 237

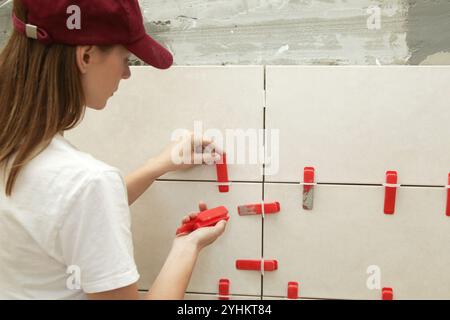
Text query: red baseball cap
12 0 173 69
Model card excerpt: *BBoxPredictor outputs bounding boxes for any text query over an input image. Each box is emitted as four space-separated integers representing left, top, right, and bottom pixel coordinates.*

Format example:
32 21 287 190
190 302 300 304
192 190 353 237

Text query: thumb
212 220 227 236
202 152 221 166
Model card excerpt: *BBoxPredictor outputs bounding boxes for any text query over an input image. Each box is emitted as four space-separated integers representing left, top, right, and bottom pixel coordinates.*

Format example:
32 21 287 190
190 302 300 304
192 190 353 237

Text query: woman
0 0 227 299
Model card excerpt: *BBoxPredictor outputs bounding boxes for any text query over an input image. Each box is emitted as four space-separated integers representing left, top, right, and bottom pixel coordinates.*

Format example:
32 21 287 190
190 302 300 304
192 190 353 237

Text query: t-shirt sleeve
58 169 140 294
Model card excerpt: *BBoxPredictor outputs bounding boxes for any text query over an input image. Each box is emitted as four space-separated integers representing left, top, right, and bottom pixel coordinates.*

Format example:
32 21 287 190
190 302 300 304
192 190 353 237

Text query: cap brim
125 34 173 69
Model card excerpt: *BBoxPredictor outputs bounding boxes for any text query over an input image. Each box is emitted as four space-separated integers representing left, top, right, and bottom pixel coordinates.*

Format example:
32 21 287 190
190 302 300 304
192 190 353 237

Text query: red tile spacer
216 152 229 193
176 206 229 235
235 259 278 271
287 282 299 299
303 167 315 210
446 173 450 217
218 279 230 300
237 201 281 216
384 171 398 215
382 287 393 300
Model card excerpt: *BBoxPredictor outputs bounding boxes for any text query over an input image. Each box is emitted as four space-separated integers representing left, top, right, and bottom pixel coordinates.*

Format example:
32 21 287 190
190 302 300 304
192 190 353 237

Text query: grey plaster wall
0 0 449 65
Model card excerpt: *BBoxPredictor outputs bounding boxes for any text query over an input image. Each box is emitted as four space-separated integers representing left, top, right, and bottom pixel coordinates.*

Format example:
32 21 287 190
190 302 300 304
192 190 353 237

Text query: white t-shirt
0 133 140 299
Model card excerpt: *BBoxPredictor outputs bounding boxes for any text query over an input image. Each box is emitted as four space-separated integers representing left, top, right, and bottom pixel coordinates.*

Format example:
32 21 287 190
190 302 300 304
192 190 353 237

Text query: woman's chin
86 102 108 110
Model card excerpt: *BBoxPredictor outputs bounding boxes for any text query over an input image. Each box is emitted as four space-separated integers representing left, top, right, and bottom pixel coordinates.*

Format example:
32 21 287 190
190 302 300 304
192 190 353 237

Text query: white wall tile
263 183 449 299
265 66 450 185
66 66 264 181
132 181 263 296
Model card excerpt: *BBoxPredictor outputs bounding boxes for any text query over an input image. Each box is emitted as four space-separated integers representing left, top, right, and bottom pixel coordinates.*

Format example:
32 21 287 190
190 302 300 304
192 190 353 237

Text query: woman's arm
144 237 199 299
125 157 167 206
125 133 220 206
146 209 227 300
86 237 200 300
87 207 227 300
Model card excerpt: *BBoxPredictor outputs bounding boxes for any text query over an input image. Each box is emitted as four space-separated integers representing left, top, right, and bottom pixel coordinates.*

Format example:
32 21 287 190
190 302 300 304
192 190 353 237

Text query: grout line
264 181 445 188
265 181 382 186
260 65 267 300
185 291 262 298
156 180 444 189
156 179 446 189
155 178 263 184
400 184 445 188
138 289 338 300
138 289 263 299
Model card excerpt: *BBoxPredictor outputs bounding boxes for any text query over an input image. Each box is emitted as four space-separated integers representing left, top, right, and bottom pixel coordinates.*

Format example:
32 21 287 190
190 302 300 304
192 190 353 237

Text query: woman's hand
174 201 227 252
146 201 226 300
154 132 222 173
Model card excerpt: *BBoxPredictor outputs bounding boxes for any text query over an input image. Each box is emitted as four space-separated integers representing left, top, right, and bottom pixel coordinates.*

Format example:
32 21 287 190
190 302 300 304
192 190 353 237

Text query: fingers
191 134 224 162
216 219 227 233
182 202 208 225
210 220 227 236
189 212 198 219
181 212 198 224
202 152 221 165
183 131 223 153
208 220 227 240
181 216 190 224
204 139 224 155
198 201 208 212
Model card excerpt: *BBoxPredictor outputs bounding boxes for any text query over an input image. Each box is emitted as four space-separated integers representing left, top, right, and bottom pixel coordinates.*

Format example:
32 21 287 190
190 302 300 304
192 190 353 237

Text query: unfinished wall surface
0 0 449 65
406 0 450 65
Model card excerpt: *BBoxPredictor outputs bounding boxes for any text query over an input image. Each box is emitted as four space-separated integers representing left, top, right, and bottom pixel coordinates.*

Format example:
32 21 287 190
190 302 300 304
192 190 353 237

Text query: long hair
0 0 86 197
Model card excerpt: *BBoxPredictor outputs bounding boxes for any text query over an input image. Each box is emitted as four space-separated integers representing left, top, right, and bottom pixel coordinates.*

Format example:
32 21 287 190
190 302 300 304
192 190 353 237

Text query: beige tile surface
132 181 263 296
265 66 450 185
263 183 449 299
66 66 264 182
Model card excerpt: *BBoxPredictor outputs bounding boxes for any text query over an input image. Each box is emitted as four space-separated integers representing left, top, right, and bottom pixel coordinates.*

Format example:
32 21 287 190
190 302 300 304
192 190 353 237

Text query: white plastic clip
260 257 264 276
216 181 232 187
261 199 265 219
382 183 401 188
299 182 317 186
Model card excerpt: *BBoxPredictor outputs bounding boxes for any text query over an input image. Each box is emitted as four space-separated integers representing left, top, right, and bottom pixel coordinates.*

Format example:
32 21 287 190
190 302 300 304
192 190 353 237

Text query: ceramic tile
265 66 450 185
263 183 449 299
66 66 264 182
132 181 263 296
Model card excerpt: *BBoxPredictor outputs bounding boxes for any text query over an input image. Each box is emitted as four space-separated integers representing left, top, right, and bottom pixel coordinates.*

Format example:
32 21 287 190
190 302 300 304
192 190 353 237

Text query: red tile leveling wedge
176 206 229 235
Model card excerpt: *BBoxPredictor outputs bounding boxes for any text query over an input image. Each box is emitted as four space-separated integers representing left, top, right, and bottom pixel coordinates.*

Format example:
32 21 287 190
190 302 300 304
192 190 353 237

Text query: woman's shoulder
20 134 123 192
1 134 126 221
49 133 118 174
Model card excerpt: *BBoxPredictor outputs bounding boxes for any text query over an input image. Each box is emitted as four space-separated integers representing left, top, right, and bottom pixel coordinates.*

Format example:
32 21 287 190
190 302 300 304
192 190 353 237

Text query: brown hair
0 0 86 196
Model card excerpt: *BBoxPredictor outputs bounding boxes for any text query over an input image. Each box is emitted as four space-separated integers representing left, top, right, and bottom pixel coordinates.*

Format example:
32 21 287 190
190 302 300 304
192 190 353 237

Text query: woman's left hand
174 201 227 251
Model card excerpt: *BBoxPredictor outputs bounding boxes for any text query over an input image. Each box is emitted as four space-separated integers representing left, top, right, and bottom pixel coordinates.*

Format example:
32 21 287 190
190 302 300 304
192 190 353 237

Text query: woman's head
77 45 131 110
0 0 172 196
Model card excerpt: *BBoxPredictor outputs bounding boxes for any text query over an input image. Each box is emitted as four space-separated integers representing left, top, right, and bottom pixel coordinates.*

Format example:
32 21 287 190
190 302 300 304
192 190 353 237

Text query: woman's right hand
154 132 222 174
174 201 227 251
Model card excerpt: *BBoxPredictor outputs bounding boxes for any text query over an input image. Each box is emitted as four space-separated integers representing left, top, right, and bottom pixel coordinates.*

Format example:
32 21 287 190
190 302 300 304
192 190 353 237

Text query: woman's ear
76 45 93 74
